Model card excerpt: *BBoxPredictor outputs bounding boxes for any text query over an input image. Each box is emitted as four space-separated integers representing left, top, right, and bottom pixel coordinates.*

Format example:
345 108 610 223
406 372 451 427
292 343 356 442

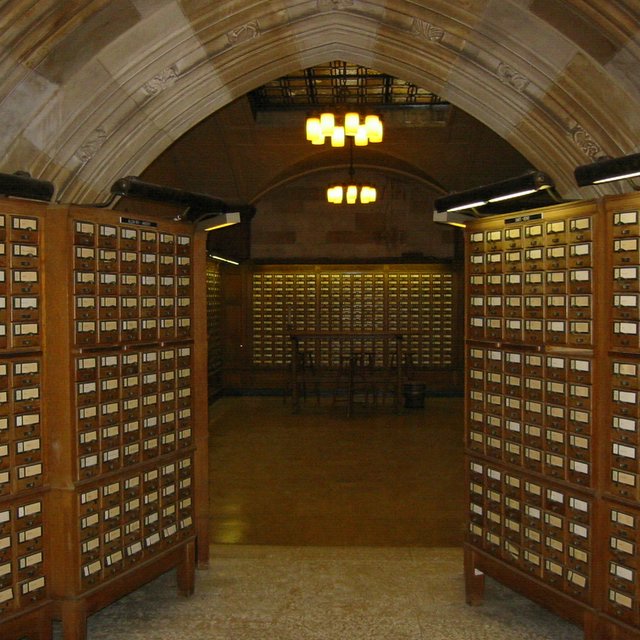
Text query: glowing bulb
367 116 383 143
320 112 335 137
327 186 343 204
305 117 321 141
331 126 345 147
346 185 358 204
344 112 360 136
354 125 368 146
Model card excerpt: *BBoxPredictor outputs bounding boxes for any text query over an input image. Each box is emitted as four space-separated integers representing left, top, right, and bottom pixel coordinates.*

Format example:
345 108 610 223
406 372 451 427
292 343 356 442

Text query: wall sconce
574 152 640 187
0 171 54 202
111 176 228 219
434 170 556 214
194 211 241 231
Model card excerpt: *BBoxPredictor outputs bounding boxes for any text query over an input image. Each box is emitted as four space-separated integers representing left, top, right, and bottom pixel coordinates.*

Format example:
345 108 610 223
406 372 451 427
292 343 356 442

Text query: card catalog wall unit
464 193 640 639
0 201 50 640
0 199 209 640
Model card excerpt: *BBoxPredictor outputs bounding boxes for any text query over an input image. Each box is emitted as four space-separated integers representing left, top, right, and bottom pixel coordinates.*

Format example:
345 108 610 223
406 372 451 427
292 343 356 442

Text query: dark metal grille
248 61 448 111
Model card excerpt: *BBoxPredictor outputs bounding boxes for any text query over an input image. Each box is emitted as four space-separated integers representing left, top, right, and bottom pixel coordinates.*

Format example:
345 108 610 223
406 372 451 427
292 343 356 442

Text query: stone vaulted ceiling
0 0 639 206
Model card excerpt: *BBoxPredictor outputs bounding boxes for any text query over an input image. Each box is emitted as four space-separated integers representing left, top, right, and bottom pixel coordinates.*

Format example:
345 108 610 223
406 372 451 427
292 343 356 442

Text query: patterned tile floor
54 545 583 640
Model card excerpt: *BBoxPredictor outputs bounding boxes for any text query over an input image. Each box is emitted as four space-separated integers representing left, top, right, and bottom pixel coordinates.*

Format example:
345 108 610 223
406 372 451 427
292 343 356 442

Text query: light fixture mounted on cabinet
0 171 54 202
434 170 556 214
306 111 383 147
574 152 640 187
194 211 241 232
326 138 377 205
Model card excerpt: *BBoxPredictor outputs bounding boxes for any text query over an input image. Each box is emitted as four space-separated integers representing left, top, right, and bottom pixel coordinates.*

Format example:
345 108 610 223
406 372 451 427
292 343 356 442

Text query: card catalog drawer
523 271 543 294
545 295 566 319
140 230 158 252
18 575 46 607
74 270 96 295
74 220 96 246
96 224 117 248
504 272 522 294
176 234 191 255
569 216 592 242
569 241 592 267
98 272 118 295
10 216 39 243
524 222 544 247
523 295 543 318
610 467 638 501
612 209 640 237
613 321 640 349
160 275 177 295
97 248 117 271
524 247 543 270
120 273 139 295
613 293 640 320
119 250 138 273
612 416 640 445
159 254 175 275
119 226 138 250
503 250 522 272
159 233 175 254
614 266 640 292
11 321 39 348
569 268 592 294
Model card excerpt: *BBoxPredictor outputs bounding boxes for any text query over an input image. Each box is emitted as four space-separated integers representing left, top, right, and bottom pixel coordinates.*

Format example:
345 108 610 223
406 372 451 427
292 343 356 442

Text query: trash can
403 382 426 409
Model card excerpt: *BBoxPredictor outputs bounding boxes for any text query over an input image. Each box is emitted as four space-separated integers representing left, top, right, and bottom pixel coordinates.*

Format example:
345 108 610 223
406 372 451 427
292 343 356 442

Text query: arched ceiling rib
0 0 638 203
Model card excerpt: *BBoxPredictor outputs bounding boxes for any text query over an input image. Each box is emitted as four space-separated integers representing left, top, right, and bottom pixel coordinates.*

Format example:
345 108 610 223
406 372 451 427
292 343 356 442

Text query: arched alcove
0 2 637 203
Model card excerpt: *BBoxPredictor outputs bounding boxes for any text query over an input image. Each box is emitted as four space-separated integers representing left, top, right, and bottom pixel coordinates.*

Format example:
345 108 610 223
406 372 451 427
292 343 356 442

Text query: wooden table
289 332 404 415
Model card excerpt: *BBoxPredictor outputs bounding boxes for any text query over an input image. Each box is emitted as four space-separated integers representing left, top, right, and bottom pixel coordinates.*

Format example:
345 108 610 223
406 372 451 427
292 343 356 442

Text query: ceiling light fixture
306 112 383 147
433 170 556 214
574 152 640 187
326 138 377 205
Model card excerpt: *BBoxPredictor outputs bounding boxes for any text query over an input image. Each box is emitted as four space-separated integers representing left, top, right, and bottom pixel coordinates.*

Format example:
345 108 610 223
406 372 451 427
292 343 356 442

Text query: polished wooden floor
208 394 465 546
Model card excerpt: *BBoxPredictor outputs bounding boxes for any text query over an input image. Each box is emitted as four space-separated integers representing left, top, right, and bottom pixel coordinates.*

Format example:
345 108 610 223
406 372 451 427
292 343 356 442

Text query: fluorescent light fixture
488 188 536 203
208 254 240 265
0 171 54 202
574 152 640 186
196 211 242 232
446 200 487 212
434 171 554 214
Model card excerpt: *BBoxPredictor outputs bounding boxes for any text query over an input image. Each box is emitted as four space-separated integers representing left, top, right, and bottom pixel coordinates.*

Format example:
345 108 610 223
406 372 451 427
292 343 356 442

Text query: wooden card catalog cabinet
0 203 50 640
461 199 627 638
0 201 211 640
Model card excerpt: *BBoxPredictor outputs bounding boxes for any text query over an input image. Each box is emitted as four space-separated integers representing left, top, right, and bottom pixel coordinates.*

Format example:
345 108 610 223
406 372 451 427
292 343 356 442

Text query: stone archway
1 1 638 202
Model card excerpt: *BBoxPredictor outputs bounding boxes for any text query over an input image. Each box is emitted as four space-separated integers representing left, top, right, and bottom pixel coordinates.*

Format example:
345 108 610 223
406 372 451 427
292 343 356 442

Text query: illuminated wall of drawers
0 200 208 640
250 265 458 370
0 206 48 637
464 195 640 639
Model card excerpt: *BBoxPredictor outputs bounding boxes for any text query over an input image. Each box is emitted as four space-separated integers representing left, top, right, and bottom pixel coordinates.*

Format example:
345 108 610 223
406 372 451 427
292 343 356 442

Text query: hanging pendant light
326 138 377 205
306 111 383 147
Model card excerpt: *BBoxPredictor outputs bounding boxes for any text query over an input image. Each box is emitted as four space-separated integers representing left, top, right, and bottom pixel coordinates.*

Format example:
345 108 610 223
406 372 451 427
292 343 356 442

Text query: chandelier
306 112 383 146
326 138 377 204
